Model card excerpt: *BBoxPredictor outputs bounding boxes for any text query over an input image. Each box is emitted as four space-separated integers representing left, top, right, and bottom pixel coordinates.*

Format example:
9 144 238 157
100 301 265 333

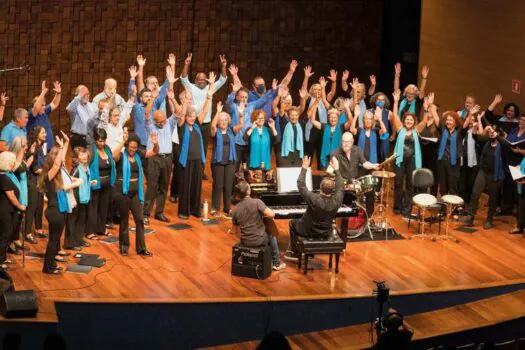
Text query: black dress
43 177 65 273
0 174 19 263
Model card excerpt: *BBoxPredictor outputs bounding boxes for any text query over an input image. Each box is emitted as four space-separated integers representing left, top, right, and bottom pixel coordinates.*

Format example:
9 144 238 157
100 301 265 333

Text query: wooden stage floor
4 169 525 323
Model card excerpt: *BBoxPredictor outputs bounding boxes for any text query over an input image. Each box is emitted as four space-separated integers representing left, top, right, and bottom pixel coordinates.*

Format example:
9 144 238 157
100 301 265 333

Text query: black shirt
438 126 465 164
188 127 202 160
115 149 146 180
331 146 367 181
45 177 58 208
213 131 233 165
0 174 19 213
356 127 380 161
481 142 496 172
403 134 415 161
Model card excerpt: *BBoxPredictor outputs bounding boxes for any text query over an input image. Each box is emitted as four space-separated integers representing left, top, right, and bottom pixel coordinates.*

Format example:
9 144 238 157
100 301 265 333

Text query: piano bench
296 234 345 275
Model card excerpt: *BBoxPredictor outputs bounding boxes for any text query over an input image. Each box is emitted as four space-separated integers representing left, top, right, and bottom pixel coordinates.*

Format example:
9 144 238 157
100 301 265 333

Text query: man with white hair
66 85 98 149
93 77 126 111
0 108 29 148
328 132 378 182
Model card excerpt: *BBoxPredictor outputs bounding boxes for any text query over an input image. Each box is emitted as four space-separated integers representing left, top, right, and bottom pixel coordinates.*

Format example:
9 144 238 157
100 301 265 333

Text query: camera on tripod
373 280 390 304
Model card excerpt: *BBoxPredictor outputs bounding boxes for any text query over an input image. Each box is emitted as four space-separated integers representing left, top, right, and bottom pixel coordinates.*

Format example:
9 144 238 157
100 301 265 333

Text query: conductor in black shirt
284 155 344 262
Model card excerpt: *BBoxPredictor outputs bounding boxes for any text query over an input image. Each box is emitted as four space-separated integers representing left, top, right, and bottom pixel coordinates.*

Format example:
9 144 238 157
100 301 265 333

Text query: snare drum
441 194 464 206
413 193 437 208
356 175 379 193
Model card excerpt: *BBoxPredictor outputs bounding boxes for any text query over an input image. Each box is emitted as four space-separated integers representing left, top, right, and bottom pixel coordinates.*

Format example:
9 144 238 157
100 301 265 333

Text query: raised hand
328 69 337 82
493 94 503 105
228 64 238 76
394 63 401 75
369 75 377 86
304 65 314 78
216 101 223 113
299 86 308 99
470 104 481 115
393 89 401 102
166 66 178 84
167 53 176 66
167 90 175 101
41 80 47 93
319 76 327 88
329 156 339 171
289 59 298 72
129 65 138 79
207 71 217 85
302 155 311 169
60 130 70 143
184 52 193 65
231 80 242 93
238 101 246 115
268 118 275 128
123 127 129 142
137 54 146 67
426 92 435 105
53 81 61 94
55 136 64 148
343 98 351 110
350 77 359 91
150 131 158 145
0 92 8 106
272 78 278 90
219 54 227 67
342 70 350 82
421 65 430 79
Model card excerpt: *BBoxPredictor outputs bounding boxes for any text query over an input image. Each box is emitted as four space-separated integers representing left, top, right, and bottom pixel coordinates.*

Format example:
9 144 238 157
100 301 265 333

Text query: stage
2 176 525 348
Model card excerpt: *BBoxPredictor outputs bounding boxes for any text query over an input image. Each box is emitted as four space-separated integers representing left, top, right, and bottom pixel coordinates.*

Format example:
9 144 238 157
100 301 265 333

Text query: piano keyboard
271 205 357 219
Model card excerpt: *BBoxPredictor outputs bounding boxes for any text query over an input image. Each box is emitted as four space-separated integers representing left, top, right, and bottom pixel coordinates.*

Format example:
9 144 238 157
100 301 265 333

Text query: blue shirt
129 79 169 146
248 90 275 121
1 121 27 145
227 89 278 146
28 105 54 150
180 74 227 123
66 96 98 135
144 116 177 154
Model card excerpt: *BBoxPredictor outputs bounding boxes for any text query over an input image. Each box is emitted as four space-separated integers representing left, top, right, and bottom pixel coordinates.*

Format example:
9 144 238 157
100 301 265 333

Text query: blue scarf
483 141 505 181
438 128 458 166
4 171 28 206
394 127 422 169
305 98 328 141
275 113 285 137
281 122 304 159
320 124 342 168
179 123 206 167
89 144 116 190
380 108 391 159
57 168 75 214
122 149 144 204
507 127 525 143
398 98 416 117
519 157 525 194
214 128 236 163
76 165 91 204
459 108 468 119
358 128 378 163
249 127 271 170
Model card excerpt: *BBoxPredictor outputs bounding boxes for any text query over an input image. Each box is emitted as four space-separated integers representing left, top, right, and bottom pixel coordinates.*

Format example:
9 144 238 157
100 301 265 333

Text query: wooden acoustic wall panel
0 0 382 130
419 0 525 111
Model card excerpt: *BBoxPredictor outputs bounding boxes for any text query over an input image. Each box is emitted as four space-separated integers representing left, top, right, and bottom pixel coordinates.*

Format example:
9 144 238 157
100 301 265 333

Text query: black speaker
0 270 15 294
231 243 272 280
0 290 38 318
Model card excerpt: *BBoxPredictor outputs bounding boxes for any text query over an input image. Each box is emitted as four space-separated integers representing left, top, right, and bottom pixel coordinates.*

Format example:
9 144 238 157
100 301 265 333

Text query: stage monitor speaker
0 270 15 294
231 243 272 280
0 290 38 318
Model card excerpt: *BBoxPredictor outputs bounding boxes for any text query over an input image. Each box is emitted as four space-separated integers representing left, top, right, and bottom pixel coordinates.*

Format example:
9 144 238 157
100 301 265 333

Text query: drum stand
357 201 374 240
435 203 460 243
371 178 392 240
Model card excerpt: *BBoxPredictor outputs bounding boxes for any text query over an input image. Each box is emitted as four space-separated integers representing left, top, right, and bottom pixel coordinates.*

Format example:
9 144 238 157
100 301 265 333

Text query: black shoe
154 214 171 222
169 196 178 203
203 174 209 180
191 212 202 219
105 223 115 229
43 268 62 275
7 246 20 255
509 228 524 234
495 208 511 217
120 246 129 256
143 216 150 226
483 220 493 229
137 250 153 257
178 214 189 220
80 241 91 247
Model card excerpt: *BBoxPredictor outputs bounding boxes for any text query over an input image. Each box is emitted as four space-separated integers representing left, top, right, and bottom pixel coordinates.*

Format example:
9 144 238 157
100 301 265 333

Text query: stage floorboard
3 167 525 323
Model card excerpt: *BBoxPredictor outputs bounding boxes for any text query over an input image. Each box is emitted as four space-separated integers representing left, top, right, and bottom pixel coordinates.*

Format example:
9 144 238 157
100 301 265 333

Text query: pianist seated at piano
231 180 286 271
284 155 344 263
243 109 280 170
327 132 380 216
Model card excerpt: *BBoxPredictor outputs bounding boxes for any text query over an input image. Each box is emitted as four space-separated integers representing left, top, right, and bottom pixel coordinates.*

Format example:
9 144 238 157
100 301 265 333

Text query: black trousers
501 172 517 212
276 150 302 168
86 183 111 234
115 183 146 252
422 144 438 196
305 128 322 170
9 212 22 242
170 143 182 198
235 144 250 171
70 133 87 150
201 122 211 158
0 212 14 263
211 162 235 213
460 165 478 204
179 159 203 217
394 159 415 213
437 160 460 196
24 180 44 235
43 205 65 273
518 189 525 230
469 169 501 220
144 154 172 216
64 203 88 248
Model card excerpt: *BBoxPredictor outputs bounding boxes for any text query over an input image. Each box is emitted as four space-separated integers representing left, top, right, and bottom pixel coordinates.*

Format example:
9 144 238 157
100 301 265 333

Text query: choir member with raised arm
0 108 29 149
342 72 376 128
460 111 484 205
0 92 8 122
369 91 396 161
457 94 476 119
93 77 127 111
112 130 158 256
104 88 135 151
393 63 429 120
28 80 61 151
66 85 97 149
391 89 428 217
169 89 191 204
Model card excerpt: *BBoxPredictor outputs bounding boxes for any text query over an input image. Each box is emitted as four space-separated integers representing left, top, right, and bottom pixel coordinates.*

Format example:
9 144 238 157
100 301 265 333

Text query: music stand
276 167 313 192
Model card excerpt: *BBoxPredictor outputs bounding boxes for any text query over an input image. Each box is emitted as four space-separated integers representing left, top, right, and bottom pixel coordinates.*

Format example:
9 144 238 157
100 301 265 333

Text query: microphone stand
0 65 30 74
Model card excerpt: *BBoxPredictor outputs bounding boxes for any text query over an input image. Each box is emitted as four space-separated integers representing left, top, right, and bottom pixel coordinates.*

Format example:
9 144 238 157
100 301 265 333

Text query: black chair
408 168 444 235
296 229 345 275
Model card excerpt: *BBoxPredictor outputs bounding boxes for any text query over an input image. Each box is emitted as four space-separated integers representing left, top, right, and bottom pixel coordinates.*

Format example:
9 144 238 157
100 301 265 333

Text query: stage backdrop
0 0 382 130
419 0 525 112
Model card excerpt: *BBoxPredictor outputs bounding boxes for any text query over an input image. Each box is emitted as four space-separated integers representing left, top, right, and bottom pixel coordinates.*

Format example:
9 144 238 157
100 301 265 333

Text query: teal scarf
305 98 328 141
519 157 525 194
394 127 422 169
281 122 304 159
179 123 206 167
76 165 91 204
90 144 116 190
398 98 416 117
249 126 271 170
122 149 144 204
4 171 28 206
320 124 342 168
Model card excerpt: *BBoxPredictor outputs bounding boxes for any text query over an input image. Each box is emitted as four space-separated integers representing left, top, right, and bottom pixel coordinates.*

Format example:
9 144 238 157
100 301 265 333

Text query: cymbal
372 170 396 179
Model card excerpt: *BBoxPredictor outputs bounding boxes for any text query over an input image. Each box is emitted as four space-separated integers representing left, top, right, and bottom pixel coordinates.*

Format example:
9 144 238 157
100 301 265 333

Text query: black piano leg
298 250 302 270
335 254 340 273
329 254 333 269
340 218 349 243
304 255 309 275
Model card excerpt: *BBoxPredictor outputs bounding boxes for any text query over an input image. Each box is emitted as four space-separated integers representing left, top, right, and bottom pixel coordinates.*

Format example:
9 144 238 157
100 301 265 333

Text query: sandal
55 256 68 263
25 234 38 244
58 251 71 257
86 233 98 241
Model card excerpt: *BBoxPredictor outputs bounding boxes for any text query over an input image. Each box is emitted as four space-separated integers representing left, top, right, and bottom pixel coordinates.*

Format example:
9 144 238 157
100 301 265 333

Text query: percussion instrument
356 175 379 193
371 170 396 179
